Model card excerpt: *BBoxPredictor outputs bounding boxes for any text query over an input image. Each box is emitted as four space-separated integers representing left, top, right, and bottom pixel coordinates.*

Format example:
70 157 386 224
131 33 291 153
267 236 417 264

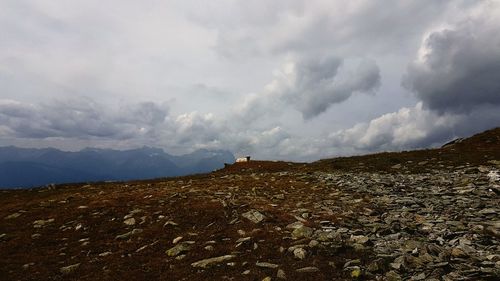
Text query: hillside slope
0 128 499 280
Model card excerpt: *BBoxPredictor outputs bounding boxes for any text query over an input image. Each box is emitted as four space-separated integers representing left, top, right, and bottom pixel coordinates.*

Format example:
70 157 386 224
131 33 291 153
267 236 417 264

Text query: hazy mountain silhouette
0 146 235 188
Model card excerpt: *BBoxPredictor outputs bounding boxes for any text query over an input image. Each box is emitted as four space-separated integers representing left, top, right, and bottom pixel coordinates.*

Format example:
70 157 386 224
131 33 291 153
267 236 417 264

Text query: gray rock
293 248 307 259
60 263 80 275
410 273 426 280
123 218 136 226
349 235 369 245
296 267 319 273
385 270 402 281
166 242 192 257
291 226 313 239
256 262 279 269
308 240 319 248
277 269 286 279
115 228 143 240
286 221 304 230
242 210 265 223
33 218 54 228
5 212 22 219
191 255 236 268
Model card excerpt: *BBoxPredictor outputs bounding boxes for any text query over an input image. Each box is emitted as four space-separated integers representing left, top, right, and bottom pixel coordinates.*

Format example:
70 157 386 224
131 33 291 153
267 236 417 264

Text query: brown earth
1 128 499 281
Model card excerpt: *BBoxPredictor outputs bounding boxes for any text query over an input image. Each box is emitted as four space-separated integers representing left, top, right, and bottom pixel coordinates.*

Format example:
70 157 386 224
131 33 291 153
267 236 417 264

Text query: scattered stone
191 255 236 268
308 240 319 248
115 228 142 240
349 235 369 245
411 272 426 280
98 251 112 257
262 277 272 281
5 212 22 219
277 269 286 279
33 218 54 228
343 259 361 268
285 221 304 230
451 247 468 258
123 218 136 226
172 236 183 244
22 263 34 269
256 262 279 269
293 248 307 259
391 164 402 169
60 263 80 275
367 260 379 272
136 245 149 252
242 210 266 223
291 226 313 239
166 242 192 257
350 267 361 278
296 267 319 273
163 220 178 227
385 271 402 281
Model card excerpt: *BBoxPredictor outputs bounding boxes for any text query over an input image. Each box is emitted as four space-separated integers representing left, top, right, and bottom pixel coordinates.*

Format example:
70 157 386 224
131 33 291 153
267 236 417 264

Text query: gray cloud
324 3 500 155
1 1 499 162
0 98 168 140
403 13 500 113
293 58 380 119
194 0 459 59
236 56 380 121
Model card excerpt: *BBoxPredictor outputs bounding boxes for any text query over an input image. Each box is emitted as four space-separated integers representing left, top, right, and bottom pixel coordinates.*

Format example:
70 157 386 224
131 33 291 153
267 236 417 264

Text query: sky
1 0 500 161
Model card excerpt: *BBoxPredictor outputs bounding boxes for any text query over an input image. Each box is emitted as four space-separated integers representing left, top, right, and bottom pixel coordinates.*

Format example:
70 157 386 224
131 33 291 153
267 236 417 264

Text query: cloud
328 103 458 152
0 98 169 140
191 0 456 59
0 98 229 155
325 3 500 155
1 1 499 162
327 102 500 154
403 5 500 113
236 56 380 121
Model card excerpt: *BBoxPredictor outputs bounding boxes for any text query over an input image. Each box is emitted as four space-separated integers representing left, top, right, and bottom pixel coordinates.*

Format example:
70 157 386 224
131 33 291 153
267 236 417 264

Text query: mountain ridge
0 146 235 188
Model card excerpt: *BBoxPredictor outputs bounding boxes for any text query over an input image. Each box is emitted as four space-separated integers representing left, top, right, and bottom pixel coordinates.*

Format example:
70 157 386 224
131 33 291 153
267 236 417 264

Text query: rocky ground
1 128 499 280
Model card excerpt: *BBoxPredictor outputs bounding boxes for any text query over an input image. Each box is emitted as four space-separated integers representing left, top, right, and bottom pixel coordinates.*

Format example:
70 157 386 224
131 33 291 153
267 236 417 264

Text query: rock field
1 128 499 280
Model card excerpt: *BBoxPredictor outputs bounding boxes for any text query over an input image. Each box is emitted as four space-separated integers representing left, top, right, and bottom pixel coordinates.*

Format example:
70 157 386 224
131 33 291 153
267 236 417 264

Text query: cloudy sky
1 0 499 161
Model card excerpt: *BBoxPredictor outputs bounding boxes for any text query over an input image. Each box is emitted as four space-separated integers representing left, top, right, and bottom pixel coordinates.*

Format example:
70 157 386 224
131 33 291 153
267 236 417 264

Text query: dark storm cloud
403 16 500 113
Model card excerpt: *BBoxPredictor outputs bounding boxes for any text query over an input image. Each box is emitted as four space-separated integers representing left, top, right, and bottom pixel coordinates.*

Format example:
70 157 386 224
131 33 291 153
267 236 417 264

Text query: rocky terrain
1 128 499 281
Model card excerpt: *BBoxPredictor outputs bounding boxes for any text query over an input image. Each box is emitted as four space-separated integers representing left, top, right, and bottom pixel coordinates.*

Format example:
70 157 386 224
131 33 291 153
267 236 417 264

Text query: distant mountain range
0 146 235 188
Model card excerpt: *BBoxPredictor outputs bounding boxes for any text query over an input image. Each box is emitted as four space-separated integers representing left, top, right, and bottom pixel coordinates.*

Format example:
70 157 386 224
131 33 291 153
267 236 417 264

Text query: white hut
236 156 251 163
